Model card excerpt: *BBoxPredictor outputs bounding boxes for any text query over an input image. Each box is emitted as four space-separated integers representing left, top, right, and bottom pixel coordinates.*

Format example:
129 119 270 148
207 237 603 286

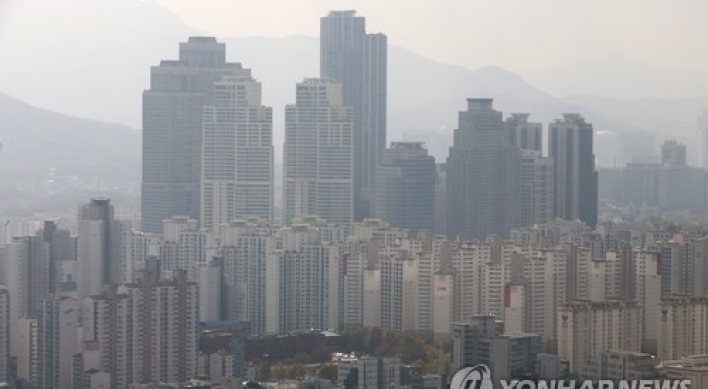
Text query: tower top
466 98 494 111
327 10 358 17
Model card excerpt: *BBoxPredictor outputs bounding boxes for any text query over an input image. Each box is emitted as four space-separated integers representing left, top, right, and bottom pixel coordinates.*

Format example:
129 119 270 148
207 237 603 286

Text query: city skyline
3 4 708 389
126 0 708 76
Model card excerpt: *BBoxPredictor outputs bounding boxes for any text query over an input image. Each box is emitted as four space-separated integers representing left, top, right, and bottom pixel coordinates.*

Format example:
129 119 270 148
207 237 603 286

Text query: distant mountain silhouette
525 56 708 100
0 92 139 183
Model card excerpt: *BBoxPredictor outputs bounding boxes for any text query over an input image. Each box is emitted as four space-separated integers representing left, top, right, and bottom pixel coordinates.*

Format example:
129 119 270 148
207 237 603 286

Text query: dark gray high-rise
549 114 598 227
375 142 436 235
506 113 542 153
446 99 521 239
661 140 687 165
320 11 387 221
142 37 251 233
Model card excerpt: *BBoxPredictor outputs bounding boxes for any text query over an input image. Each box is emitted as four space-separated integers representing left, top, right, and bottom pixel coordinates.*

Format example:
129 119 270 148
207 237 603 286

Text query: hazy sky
153 0 708 73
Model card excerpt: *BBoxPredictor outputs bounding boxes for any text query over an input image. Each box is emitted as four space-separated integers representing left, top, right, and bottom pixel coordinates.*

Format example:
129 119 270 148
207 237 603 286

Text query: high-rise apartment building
446 99 521 239
200 76 274 230
0 286 8 385
142 37 251 233
160 216 215 282
320 11 387 221
434 163 447 235
81 269 199 389
549 114 598 227
506 114 554 228
218 219 277 334
342 220 407 329
632 250 661 354
265 221 344 333
198 259 223 322
557 300 642 374
37 296 80 389
518 150 555 227
658 295 708 361
283 78 354 227
15 317 38 385
41 221 77 294
5 234 49 353
375 142 436 235
505 248 569 353
4 222 76 339
77 198 131 299
506 113 543 153
378 249 418 332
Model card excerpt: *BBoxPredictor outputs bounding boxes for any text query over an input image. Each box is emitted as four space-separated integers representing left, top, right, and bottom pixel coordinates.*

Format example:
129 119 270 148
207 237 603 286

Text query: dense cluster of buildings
8 7 708 389
140 14 598 242
599 139 708 215
7 204 708 387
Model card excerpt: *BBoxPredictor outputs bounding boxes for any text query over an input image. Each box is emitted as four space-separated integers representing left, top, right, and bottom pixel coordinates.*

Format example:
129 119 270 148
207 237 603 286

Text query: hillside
0 92 140 183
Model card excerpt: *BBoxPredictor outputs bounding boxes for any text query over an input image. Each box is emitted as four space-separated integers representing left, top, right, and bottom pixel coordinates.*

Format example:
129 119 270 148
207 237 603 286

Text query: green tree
257 362 272 381
273 363 287 380
291 363 307 379
294 351 313 364
365 327 384 354
318 363 339 382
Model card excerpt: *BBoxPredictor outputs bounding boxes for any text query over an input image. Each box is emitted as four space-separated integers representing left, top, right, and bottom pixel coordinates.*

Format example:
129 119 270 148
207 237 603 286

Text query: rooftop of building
327 10 357 17
662 355 708 370
187 36 219 44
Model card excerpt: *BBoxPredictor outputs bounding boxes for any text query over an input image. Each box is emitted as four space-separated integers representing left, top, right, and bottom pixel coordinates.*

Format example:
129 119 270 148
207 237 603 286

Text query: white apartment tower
557 300 642 374
201 76 274 230
5 235 48 355
15 317 38 384
342 220 406 328
379 248 418 332
518 149 554 226
658 295 708 361
218 219 278 334
199 259 223 322
633 250 661 354
432 272 455 342
265 220 344 332
82 269 199 389
160 216 216 282
506 248 569 351
284 78 354 227
320 11 387 222
37 296 80 389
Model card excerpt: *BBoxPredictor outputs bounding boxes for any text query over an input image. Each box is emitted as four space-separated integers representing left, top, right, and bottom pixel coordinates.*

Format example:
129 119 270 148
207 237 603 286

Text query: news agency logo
451 365 493 389
450 365 692 389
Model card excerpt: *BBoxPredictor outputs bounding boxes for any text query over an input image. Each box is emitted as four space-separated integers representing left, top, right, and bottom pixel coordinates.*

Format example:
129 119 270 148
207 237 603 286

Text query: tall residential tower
142 37 251 233
549 114 598 227
320 11 387 221
283 78 354 227
200 75 274 230
445 99 521 239
375 142 436 235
